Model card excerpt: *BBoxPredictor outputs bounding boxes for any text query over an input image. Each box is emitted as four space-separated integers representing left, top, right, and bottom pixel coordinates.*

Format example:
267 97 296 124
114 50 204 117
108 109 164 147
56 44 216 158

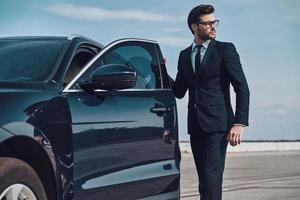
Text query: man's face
192 13 217 40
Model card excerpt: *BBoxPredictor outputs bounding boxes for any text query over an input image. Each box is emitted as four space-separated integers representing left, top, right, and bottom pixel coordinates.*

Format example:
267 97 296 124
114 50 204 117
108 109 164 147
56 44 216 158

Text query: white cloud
274 109 286 115
46 4 176 22
155 36 190 47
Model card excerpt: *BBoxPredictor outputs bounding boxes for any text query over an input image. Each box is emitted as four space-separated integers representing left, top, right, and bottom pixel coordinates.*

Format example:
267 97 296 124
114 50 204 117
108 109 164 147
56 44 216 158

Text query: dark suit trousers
190 110 228 200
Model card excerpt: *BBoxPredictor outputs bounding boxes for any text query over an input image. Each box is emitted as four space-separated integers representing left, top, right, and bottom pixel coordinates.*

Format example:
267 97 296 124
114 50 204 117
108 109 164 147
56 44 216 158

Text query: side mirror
79 64 137 91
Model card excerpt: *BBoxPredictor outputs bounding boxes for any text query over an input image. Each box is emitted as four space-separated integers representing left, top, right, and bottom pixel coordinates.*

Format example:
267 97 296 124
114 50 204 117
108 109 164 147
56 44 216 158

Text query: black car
0 35 180 200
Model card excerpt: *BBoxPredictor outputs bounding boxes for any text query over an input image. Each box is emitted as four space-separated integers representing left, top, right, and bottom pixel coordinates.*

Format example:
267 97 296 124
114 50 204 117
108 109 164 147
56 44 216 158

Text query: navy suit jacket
174 39 250 133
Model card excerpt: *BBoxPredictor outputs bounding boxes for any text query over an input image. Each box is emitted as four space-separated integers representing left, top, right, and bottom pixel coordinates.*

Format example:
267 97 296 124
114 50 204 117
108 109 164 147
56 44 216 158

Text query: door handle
150 106 167 113
163 163 172 170
150 103 172 116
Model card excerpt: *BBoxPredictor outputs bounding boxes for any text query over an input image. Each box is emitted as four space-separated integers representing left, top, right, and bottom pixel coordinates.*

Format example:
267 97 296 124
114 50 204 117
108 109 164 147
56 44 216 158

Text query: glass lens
214 20 219 27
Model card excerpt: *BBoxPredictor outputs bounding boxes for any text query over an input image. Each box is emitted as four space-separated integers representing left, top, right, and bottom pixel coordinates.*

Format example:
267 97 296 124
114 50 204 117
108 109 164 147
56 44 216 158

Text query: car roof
0 34 104 48
0 36 68 41
0 35 159 48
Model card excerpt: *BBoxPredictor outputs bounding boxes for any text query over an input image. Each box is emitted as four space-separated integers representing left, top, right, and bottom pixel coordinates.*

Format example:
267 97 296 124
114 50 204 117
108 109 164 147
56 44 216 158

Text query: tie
195 45 202 73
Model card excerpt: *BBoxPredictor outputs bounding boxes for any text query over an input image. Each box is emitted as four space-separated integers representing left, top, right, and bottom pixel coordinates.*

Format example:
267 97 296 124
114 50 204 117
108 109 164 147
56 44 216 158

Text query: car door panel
64 39 179 199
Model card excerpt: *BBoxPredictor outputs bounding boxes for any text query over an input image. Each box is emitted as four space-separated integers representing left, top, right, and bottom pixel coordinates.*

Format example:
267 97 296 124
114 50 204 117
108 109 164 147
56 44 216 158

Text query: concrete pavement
180 151 300 200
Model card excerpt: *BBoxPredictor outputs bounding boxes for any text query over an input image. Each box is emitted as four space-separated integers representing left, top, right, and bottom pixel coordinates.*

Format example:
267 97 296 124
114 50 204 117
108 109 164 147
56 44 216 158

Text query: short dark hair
187 5 215 34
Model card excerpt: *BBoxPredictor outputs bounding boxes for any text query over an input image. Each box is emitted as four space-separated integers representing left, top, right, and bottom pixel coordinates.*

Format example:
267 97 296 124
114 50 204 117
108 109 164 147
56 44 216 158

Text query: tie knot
195 45 203 52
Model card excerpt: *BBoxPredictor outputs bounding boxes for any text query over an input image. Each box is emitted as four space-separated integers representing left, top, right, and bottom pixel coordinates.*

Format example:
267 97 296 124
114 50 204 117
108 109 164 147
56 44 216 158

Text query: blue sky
1 0 300 140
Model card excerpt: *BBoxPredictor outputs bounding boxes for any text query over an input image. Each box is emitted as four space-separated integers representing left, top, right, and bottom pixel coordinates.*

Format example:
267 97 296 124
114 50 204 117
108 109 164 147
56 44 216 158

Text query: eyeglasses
195 20 219 27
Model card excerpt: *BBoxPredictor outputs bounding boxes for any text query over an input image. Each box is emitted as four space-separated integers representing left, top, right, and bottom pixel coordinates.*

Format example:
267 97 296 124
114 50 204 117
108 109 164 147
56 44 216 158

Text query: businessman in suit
172 5 250 200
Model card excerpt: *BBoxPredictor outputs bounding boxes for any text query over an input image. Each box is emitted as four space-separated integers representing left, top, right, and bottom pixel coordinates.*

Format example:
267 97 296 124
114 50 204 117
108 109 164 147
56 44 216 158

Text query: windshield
0 38 66 82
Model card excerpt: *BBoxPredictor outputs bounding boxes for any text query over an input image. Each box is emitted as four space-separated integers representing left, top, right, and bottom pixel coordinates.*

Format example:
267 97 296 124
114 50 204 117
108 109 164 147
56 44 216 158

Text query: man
173 4 250 200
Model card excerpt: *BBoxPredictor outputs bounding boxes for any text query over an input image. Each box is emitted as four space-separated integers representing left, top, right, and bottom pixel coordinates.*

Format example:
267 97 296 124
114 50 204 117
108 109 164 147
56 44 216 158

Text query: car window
63 49 95 87
154 44 171 89
0 39 66 82
73 41 162 89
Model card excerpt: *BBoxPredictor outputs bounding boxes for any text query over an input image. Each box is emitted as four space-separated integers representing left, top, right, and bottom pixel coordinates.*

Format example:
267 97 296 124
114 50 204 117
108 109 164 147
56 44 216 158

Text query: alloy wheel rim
0 183 37 200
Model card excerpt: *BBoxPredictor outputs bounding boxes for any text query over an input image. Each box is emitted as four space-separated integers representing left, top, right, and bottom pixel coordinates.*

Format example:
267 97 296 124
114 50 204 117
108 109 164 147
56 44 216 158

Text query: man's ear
191 23 197 33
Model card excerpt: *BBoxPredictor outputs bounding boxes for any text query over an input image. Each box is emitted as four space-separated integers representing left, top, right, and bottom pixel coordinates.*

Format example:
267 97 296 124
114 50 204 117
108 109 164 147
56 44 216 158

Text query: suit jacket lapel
196 39 217 75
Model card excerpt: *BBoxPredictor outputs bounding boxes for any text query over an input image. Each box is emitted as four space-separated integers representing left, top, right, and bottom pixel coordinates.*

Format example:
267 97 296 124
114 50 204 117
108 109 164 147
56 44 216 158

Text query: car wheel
0 157 48 200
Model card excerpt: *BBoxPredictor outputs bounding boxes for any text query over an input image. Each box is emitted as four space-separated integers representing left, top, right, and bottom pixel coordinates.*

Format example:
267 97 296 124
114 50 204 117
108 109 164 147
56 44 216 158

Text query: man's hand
162 130 172 145
227 125 244 146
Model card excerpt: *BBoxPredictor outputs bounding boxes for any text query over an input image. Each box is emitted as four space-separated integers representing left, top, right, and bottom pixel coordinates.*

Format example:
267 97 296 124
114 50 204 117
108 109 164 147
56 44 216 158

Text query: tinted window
63 49 95 87
75 41 162 89
0 39 66 81
155 44 171 88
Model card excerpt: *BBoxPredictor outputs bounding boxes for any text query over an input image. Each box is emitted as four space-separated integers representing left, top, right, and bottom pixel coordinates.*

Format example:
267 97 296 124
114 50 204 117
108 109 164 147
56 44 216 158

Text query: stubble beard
197 31 216 41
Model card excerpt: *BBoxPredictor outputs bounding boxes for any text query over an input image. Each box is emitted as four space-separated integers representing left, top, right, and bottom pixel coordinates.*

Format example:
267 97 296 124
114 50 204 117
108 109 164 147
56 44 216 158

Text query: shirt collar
192 40 211 52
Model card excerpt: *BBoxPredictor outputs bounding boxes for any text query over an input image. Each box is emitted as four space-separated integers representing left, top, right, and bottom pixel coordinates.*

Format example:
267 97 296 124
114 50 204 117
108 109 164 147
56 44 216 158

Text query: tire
0 157 48 200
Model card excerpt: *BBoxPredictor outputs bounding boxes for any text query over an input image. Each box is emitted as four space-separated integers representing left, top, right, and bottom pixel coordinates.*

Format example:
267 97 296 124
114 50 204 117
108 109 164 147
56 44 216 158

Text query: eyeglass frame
194 20 219 27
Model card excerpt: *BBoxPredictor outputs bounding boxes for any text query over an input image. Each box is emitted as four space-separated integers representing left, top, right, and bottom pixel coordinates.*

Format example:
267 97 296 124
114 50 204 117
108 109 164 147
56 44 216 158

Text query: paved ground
180 151 300 200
